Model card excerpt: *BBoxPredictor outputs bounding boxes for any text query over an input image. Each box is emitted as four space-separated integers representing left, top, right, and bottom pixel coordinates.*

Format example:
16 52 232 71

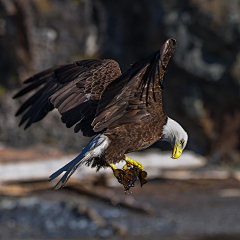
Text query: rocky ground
0 148 240 240
1 178 240 240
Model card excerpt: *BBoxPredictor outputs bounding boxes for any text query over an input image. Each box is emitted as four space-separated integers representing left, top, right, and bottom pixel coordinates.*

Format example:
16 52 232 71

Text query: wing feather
14 59 122 135
92 38 177 132
14 39 176 137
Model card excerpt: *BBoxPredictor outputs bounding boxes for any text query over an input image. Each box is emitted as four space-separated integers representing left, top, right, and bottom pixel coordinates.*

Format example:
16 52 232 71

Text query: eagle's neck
161 117 186 147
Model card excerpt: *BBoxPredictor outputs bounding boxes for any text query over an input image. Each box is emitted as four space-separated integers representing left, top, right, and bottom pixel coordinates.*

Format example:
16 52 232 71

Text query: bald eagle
13 38 188 191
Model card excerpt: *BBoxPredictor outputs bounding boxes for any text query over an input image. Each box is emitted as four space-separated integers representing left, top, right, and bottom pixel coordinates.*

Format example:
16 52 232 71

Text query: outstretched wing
13 59 122 136
92 38 177 132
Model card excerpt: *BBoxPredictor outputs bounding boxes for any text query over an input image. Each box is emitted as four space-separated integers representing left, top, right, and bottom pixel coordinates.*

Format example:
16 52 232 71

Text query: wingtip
160 38 177 62
12 91 25 99
53 181 64 190
49 172 68 190
49 172 60 182
24 122 31 130
17 119 29 129
23 76 34 84
15 108 24 117
12 94 17 99
12 90 22 99
169 38 177 45
12 90 25 99
164 38 177 48
18 117 26 127
48 177 64 190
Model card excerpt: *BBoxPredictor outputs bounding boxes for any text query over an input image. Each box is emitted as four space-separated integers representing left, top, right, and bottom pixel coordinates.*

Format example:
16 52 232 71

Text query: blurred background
0 0 240 239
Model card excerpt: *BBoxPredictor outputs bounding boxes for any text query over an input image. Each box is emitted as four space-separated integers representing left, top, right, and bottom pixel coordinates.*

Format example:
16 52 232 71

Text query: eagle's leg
123 156 143 170
109 163 118 171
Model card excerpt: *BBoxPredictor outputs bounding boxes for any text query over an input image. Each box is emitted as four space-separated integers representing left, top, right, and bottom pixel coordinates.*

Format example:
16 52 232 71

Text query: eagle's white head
162 117 188 159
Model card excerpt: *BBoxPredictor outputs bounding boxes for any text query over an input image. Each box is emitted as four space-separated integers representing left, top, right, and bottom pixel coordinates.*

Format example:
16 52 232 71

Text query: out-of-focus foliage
0 0 240 165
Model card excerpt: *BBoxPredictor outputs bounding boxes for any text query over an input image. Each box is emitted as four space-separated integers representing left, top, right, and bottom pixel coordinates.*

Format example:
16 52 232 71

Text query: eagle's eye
180 139 185 147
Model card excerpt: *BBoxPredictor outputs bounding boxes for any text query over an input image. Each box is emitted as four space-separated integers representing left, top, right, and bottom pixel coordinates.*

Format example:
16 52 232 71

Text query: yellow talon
109 163 118 171
122 164 129 171
109 163 122 180
125 156 144 170
109 157 144 172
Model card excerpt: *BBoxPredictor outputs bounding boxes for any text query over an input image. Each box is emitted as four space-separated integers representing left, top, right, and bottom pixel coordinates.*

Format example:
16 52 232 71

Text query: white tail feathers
49 134 110 189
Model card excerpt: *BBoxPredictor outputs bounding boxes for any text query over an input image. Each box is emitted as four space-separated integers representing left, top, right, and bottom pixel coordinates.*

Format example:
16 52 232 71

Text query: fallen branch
66 180 153 215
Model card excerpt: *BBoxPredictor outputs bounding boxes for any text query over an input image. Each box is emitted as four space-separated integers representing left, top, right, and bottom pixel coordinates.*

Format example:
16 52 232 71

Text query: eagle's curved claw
124 156 144 170
109 161 147 192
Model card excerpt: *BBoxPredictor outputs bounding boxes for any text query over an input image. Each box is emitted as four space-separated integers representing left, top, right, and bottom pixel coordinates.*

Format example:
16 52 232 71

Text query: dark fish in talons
137 169 148 187
113 166 147 192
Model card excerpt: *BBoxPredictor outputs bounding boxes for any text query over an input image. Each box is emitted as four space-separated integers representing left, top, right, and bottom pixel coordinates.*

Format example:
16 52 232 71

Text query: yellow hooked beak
172 140 183 159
